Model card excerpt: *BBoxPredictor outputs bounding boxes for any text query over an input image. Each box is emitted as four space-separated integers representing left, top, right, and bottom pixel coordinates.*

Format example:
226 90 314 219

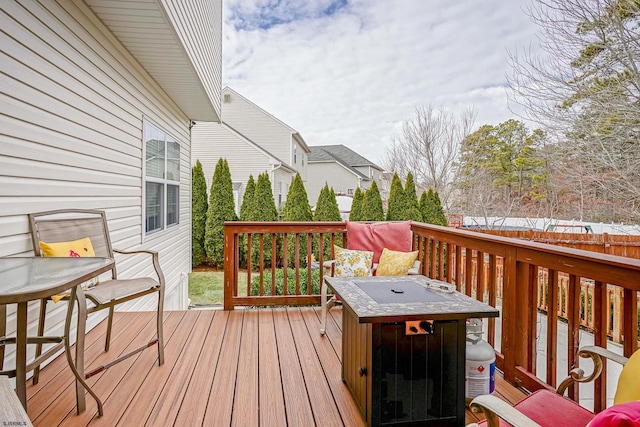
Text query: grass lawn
188 269 249 306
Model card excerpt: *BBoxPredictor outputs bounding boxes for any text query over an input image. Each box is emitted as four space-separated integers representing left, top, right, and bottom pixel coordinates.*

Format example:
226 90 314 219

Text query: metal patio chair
28 209 165 383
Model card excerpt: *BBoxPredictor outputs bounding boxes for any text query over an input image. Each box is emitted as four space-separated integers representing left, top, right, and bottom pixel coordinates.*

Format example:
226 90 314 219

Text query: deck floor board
23 308 526 426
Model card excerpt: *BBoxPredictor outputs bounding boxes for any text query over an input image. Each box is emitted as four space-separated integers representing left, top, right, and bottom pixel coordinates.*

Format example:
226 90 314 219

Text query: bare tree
508 0 640 222
382 106 476 209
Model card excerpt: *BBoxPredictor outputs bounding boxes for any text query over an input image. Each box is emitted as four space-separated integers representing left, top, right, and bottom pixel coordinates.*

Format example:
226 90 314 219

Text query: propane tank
465 318 496 398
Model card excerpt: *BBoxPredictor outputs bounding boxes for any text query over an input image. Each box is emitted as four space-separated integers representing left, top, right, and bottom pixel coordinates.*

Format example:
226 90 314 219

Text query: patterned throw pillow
334 245 374 277
39 237 99 301
376 248 419 276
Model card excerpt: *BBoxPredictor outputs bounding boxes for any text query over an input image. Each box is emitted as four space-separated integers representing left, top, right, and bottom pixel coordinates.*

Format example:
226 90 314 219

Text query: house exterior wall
307 162 361 205
162 0 223 119
272 167 294 210
0 0 218 368
191 122 274 214
222 90 293 164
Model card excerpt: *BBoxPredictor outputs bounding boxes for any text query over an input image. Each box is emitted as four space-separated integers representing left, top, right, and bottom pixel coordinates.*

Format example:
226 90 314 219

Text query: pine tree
282 173 312 266
386 173 407 221
239 175 255 221
349 187 364 221
250 172 278 267
238 175 256 268
362 181 385 221
431 190 448 226
421 188 436 224
204 158 237 268
405 172 423 222
314 183 341 221
419 191 430 223
313 184 342 261
282 173 312 221
191 160 208 267
420 188 447 226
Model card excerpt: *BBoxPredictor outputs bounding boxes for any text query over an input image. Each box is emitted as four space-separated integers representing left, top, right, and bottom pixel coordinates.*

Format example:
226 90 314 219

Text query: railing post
223 223 236 310
501 248 518 384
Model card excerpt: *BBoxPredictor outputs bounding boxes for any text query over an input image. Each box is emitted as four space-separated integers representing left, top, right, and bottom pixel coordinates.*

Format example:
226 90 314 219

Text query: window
144 121 180 234
293 143 297 164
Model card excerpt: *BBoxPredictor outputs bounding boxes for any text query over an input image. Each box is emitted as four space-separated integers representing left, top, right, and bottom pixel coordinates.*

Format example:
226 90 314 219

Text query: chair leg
156 289 164 366
105 306 115 352
320 281 337 335
32 298 48 385
0 304 5 371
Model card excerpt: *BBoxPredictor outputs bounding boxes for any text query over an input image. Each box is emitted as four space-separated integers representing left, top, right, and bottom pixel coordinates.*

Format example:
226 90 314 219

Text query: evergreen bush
204 158 237 268
349 187 364 221
238 175 255 268
362 181 385 221
250 172 278 267
191 160 208 267
250 268 321 296
386 173 408 221
282 173 312 267
313 184 342 261
404 172 423 222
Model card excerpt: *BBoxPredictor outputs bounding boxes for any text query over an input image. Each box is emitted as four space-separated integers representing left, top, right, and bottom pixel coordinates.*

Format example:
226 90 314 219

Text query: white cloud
222 0 541 164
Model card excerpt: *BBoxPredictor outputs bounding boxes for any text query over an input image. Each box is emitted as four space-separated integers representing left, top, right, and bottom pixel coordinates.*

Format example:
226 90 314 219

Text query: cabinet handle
359 367 367 377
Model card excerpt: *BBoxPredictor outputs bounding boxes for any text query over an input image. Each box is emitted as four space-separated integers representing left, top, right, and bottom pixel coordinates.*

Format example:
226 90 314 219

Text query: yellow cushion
376 248 419 276
614 350 640 405
334 245 373 277
40 237 96 258
40 237 98 301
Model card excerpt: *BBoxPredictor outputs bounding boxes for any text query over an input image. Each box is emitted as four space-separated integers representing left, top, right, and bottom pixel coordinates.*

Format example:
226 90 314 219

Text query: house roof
309 147 370 180
85 0 221 122
308 145 383 171
222 87 310 153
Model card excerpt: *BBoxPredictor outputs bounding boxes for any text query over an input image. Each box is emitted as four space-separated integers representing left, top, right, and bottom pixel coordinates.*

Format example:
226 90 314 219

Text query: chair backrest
28 209 116 277
346 221 413 264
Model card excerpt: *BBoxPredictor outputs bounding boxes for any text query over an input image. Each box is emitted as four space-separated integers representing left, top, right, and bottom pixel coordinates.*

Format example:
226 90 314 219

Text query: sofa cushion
614 350 640 405
376 248 419 276
476 389 594 427
333 245 374 277
346 221 412 264
588 401 640 427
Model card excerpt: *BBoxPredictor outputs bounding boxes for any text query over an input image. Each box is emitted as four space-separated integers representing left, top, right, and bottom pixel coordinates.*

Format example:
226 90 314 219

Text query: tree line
383 0 640 225
191 158 447 268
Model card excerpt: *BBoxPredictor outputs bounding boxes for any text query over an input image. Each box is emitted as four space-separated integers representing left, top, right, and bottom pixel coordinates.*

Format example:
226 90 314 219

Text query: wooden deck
24 307 526 426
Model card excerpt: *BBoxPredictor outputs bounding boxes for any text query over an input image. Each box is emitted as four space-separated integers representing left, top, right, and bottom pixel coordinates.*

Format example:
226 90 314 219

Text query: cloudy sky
222 0 541 164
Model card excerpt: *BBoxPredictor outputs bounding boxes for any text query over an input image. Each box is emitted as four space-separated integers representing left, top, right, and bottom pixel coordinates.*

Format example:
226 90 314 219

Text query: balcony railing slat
567 274 581 401
547 269 559 387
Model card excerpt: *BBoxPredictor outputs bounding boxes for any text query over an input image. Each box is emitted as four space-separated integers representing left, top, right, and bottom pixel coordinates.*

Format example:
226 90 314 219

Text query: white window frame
143 120 181 236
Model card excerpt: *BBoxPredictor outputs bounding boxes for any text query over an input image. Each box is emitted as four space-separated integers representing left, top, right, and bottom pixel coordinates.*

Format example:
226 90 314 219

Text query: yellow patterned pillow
334 245 373 277
40 237 98 301
39 237 96 258
376 248 419 276
614 349 640 404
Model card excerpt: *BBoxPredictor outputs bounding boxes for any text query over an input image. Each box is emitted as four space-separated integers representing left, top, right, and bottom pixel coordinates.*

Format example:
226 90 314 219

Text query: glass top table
0 257 114 414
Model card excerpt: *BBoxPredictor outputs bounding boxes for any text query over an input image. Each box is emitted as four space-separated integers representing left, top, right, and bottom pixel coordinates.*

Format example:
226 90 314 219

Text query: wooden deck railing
224 221 640 413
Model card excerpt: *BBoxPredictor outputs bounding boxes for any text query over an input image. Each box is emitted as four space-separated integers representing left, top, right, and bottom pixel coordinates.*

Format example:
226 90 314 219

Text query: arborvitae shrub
192 160 208 267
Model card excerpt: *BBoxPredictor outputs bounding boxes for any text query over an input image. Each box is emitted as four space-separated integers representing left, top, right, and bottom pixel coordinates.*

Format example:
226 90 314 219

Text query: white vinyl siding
306 162 363 206
191 122 272 190
222 94 293 163
0 0 218 370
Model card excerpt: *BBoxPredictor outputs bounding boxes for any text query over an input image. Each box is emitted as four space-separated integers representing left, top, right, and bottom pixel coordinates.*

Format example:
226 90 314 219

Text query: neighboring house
307 145 385 204
192 87 310 212
0 0 222 365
